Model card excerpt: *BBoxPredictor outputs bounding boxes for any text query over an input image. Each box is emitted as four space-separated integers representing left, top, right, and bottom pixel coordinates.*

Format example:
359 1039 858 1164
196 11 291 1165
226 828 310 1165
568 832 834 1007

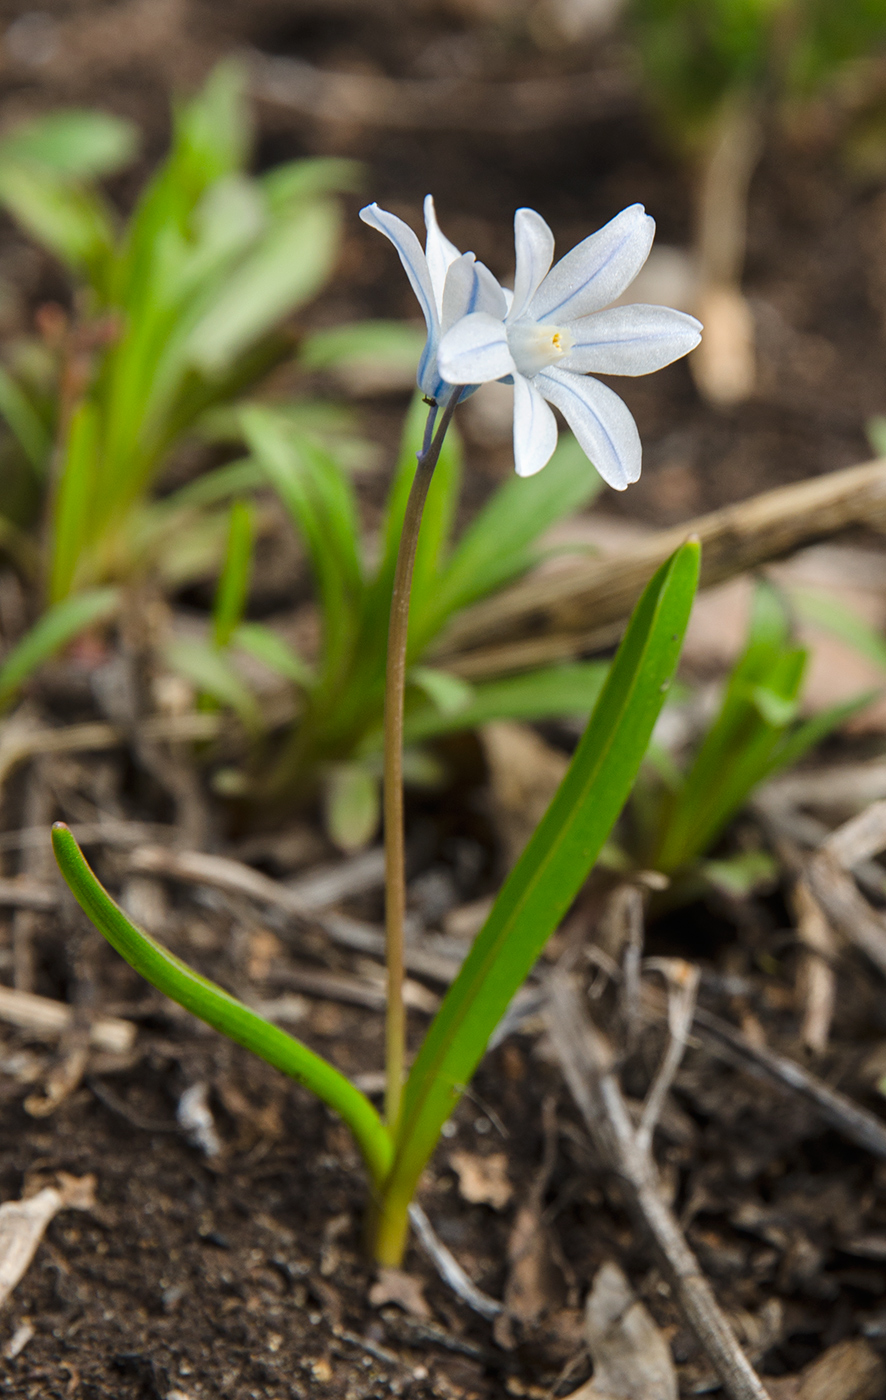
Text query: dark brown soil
2 3 886 1398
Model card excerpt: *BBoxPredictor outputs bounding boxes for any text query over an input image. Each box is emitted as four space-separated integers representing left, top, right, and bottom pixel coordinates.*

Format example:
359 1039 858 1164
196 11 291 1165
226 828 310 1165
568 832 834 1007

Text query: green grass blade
213 500 254 648
0 586 119 708
430 433 602 625
0 364 52 474
51 823 393 1189
385 661 610 749
165 637 262 733
48 400 99 602
232 622 314 688
381 541 700 1240
791 586 886 672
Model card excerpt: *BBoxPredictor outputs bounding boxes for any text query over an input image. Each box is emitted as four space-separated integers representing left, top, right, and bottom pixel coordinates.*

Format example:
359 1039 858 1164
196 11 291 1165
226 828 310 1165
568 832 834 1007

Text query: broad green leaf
0 363 52 473
213 500 254 648
375 541 700 1257
323 762 380 851
0 110 138 179
51 822 392 1189
430 432 602 628
232 623 314 688
164 636 262 732
185 201 341 374
0 162 117 281
0 586 119 708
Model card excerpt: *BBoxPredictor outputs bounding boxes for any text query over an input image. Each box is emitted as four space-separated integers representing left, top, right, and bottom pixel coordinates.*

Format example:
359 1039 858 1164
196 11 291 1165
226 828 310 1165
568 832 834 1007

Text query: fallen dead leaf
369 1266 432 1319
765 1337 885 1400
563 1261 677 1400
0 1174 96 1309
449 1151 513 1210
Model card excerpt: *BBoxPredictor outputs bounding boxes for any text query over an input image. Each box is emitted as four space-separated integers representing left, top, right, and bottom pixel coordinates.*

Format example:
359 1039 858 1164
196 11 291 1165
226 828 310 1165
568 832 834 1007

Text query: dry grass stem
547 973 774 1400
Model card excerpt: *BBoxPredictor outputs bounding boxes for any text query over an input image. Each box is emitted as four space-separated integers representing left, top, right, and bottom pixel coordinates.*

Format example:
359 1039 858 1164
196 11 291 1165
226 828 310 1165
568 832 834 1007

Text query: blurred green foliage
630 0 886 142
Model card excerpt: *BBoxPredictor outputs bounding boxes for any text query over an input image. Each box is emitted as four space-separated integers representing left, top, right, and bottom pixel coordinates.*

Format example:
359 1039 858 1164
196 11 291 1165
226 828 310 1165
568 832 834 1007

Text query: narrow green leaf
0 363 52 474
164 636 262 732
409 667 474 717
430 433 602 627
51 823 392 1189
242 406 363 686
323 763 381 851
232 622 314 688
300 320 426 380
397 661 610 746
791 585 886 673
381 542 700 1232
0 586 119 708
48 400 99 603
213 500 254 649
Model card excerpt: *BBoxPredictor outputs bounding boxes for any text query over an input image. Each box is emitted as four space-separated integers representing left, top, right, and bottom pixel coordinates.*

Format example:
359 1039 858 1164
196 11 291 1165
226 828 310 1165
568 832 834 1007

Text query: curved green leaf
374 541 700 1261
51 823 393 1190
0 586 119 708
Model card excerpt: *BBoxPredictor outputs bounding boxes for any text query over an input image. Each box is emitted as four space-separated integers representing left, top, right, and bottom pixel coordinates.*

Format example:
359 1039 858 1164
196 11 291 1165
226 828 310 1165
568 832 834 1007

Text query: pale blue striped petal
438 312 516 385
513 372 558 477
360 202 437 333
530 205 654 324
537 367 641 490
559 304 702 376
510 208 555 323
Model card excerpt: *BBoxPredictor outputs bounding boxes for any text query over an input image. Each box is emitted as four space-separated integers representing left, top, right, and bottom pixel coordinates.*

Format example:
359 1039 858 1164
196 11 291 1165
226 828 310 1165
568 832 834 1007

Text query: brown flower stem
383 392 460 1130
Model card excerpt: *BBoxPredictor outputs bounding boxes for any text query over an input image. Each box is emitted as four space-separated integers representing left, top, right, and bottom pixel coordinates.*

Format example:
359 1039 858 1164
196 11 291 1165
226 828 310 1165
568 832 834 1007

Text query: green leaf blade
0 586 119 708
51 823 393 1189
382 541 700 1241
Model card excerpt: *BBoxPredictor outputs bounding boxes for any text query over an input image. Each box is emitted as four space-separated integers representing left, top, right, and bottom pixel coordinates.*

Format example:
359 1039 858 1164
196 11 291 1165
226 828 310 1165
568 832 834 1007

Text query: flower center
506 318 573 378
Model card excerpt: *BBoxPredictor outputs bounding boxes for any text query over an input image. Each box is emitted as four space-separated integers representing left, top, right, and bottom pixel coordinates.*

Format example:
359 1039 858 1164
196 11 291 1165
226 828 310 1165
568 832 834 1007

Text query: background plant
628 0 886 405
197 396 613 846
0 61 358 703
54 538 700 1265
623 578 874 903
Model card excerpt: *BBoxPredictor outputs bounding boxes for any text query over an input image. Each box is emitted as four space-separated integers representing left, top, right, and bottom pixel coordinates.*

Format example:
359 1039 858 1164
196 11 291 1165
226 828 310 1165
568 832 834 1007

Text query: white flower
437 204 702 487
359 196 506 405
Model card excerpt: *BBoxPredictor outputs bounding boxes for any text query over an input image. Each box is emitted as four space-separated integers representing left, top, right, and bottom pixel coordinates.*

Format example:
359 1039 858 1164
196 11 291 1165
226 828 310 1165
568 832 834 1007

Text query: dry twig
436 456 886 678
546 974 769 1400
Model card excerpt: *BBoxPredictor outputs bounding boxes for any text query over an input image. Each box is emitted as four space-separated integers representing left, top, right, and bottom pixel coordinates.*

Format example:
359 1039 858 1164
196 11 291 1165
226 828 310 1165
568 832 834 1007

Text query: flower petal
509 208 555 322
441 254 508 333
559 304 703 376
360 202 437 332
529 204 655 324
537 367 641 490
424 194 461 315
438 312 516 386
513 372 559 477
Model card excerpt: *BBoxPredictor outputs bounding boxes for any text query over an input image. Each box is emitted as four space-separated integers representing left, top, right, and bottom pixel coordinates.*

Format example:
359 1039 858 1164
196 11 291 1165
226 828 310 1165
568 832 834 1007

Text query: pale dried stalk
546 974 769 1400
436 456 886 678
